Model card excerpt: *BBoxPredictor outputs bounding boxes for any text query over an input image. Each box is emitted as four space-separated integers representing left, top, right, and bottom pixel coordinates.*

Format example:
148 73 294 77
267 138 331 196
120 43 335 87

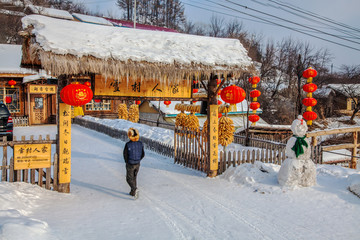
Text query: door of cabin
30 94 47 125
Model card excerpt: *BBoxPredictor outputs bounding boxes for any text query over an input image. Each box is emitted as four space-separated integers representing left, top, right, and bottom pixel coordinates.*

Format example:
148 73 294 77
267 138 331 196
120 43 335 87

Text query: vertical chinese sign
209 105 219 175
59 103 71 184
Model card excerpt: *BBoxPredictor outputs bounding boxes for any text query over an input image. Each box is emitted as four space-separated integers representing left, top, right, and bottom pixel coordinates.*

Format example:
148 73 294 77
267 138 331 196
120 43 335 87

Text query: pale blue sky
76 0 360 71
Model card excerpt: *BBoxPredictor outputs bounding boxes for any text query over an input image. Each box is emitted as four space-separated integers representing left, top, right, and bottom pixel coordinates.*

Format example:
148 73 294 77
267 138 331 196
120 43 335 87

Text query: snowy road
5 124 360 240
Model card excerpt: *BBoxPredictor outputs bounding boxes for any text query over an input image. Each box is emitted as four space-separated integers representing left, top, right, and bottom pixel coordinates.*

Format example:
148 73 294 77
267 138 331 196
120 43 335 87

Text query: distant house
139 99 266 129
327 83 360 116
105 17 178 32
313 86 336 118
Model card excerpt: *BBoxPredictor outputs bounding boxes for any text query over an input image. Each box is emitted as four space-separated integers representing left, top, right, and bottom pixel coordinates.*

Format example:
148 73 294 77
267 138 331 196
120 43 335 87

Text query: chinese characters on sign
59 103 71 184
94 75 191 98
14 144 51 170
209 105 219 171
29 85 57 94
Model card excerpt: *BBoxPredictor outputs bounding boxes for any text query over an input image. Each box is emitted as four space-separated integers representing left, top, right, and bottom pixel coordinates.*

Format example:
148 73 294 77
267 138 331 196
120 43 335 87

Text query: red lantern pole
248 76 261 126
302 67 318 126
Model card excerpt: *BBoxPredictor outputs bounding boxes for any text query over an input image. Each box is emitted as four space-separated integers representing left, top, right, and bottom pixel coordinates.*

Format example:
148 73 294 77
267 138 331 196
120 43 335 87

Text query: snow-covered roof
21 15 253 81
27 5 74 20
314 87 334 98
22 72 53 83
72 13 113 26
0 44 37 75
327 84 360 97
105 18 178 32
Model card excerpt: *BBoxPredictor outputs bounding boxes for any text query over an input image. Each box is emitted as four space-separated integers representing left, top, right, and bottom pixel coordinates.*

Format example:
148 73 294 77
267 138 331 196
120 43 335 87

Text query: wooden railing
13 116 29 127
307 127 360 168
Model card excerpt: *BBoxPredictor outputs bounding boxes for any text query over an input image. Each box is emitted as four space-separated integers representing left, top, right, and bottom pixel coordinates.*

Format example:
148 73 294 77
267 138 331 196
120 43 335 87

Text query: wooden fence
13 116 29 127
0 135 57 190
73 117 174 158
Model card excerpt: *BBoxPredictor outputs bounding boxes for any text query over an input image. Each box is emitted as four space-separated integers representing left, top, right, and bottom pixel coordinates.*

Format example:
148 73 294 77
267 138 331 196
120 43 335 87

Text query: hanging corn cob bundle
118 103 128 120
218 116 235 146
175 112 188 128
128 104 139 123
202 119 208 142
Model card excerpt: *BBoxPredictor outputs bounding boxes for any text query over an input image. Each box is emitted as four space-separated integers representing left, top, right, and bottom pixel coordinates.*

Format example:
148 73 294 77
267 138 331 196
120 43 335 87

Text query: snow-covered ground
1 120 360 240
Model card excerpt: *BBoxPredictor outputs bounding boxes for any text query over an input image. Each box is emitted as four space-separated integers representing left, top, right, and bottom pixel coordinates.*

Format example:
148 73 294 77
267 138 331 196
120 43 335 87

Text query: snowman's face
291 119 308 137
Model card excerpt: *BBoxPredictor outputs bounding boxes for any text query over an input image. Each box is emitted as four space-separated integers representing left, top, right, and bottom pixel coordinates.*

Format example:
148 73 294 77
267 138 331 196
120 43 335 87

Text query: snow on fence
73 117 174 158
0 135 57 190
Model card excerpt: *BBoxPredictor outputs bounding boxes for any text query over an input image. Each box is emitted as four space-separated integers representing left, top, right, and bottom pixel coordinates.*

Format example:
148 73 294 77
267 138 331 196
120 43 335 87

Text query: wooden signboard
94 75 191 98
29 85 57 94
59 103 71 184
209 105 218 172
14 144 51 170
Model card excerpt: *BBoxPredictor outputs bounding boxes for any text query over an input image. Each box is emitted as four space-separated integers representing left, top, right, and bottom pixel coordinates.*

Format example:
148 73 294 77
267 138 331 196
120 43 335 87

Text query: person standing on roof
123 128 145 199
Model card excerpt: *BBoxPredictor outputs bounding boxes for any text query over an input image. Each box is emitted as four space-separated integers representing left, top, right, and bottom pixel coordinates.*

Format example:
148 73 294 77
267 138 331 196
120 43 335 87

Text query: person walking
123 128 145 199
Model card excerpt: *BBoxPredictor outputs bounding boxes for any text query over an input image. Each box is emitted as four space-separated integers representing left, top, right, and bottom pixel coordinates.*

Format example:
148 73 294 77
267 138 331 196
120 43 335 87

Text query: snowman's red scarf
291 135 308 158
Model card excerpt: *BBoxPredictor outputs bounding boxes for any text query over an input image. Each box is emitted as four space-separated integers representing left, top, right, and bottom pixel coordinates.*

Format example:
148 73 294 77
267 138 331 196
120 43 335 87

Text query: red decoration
218 100 222 105
164 101 171 107
220 85 246 104
302 68 318 78
218 113 222 118
249 114 260 123
218 89 222 95
94 99 101 103
8 79 16 88
84 81 91 87
248 76 260 85
5 96 12 104
193 89 199 94
60 82 93 106
250 89 261 98
302 98 317 107
135 100 141 105
303 83 318 93
303 111 317 121
250 102 260 110
216 79 221 85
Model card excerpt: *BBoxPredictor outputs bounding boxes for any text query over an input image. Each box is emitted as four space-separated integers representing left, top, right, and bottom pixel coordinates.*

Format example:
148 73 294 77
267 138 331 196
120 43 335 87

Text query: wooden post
207 74 219 177
351 131 358 169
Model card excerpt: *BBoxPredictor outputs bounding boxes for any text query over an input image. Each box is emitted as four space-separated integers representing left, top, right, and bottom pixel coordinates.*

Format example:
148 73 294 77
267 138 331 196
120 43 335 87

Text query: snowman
278 115 317 187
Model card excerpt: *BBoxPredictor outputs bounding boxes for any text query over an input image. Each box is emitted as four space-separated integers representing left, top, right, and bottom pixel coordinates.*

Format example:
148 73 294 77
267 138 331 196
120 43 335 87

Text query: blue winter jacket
123 141 145 165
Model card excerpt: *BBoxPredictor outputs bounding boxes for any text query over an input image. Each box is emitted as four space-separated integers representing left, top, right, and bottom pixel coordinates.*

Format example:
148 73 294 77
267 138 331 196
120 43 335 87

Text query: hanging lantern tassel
73 106 84 117
302 67 318 126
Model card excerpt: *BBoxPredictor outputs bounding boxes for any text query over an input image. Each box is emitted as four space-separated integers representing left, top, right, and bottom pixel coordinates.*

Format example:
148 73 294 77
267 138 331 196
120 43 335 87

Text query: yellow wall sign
29 85 57 94
59 103 71 184
209 105 219 171
94 75 191 98
14 144 51 170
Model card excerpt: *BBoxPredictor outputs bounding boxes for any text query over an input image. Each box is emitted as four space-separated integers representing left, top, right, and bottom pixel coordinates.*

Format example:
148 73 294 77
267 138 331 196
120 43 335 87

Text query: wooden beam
307 127 360 137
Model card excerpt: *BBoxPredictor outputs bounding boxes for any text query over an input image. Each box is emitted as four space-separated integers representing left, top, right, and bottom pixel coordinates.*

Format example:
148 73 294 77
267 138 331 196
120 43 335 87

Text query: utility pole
133 0 136 29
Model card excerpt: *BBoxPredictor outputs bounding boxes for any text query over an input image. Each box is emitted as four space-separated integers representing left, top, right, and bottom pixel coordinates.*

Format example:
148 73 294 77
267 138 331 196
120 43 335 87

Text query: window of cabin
85 100 111 111
0 87 20 113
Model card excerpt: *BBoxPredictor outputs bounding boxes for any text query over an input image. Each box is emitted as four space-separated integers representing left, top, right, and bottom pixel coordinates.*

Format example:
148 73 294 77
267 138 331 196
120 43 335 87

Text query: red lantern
216 79 221 85
5 96 12 104
220 85 246 104
8 80 16 88
303 68 318 78
218 113 222 118
135 100 141 105
164 101 171 107
248 76 260 85
250 89 261 98
303 111 317 121
84 81 91 88
303 83 317 93
193 80 198 84
60 82 93 106
218 100 222 105
249 114 260 123
302 98 317 107
250 102 260 110
94 99 101 103
193 89 199 94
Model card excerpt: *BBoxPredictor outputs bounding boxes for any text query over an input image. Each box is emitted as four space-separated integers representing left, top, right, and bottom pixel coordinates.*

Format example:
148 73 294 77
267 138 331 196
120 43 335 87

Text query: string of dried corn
218 116 234 146
118 103 128 120
128 104 139 123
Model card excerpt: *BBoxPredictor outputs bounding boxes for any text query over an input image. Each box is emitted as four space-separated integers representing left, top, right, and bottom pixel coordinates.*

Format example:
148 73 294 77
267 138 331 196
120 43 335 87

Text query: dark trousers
126 163 140 194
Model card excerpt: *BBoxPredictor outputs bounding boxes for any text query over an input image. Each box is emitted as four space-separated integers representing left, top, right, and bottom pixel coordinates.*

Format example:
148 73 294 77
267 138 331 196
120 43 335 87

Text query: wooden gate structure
19 14 254 192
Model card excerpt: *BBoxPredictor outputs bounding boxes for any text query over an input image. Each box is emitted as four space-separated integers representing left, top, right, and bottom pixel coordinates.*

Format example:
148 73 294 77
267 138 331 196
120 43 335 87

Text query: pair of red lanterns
302 67 318 125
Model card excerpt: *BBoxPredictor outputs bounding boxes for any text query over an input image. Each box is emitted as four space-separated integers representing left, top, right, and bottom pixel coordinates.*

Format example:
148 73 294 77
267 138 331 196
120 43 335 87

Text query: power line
199 0 360 52
221 0 360 46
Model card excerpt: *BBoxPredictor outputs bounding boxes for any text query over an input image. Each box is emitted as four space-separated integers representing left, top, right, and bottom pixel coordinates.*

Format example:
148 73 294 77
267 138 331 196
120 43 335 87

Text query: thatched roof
21 15 254 82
